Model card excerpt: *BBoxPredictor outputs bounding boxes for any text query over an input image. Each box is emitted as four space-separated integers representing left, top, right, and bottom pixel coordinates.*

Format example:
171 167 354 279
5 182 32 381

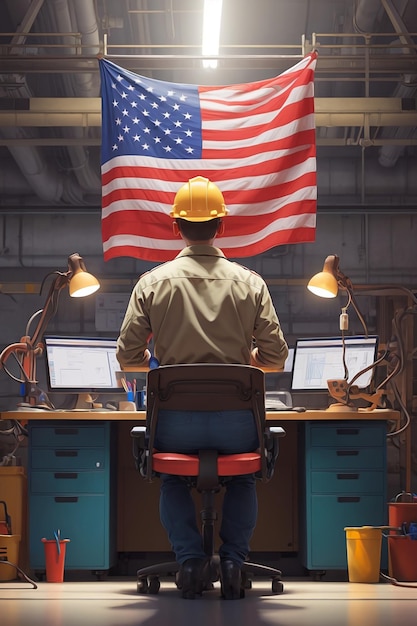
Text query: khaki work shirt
116 245 288 369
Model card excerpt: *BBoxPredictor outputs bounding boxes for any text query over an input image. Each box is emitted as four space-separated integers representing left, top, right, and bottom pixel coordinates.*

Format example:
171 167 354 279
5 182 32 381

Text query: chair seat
152 451 262 476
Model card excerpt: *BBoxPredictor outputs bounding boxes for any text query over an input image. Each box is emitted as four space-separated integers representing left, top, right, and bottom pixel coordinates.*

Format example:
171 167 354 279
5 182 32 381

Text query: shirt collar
176 245 226 259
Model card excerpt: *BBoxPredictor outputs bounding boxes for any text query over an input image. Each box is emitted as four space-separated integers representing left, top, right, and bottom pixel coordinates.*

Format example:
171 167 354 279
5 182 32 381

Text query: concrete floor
1 578 417 626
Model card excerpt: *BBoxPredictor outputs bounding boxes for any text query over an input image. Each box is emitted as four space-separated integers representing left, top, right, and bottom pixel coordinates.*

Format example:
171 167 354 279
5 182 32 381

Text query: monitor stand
74 393 94 409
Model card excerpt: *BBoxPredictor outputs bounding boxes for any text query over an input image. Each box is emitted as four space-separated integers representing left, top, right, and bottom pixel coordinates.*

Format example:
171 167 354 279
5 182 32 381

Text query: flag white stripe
102 184 316 220
102 156 316 198
202 114 316 150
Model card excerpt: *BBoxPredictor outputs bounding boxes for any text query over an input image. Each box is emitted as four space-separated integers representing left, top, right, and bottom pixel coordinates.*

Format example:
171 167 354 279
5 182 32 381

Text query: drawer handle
55 450 78 457
337 496 361 503
336 428 359 435
54 497 78 503
54 428 79 435
54 472 78 479
337 473 359 480
336 450 358 456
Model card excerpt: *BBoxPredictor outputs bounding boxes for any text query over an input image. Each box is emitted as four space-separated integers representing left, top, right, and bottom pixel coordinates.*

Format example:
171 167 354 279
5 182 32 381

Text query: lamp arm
28 272 70 348
347 349 388 392
0 271 70 384
348 291 369 336
0 342 32 371
338 277 369 336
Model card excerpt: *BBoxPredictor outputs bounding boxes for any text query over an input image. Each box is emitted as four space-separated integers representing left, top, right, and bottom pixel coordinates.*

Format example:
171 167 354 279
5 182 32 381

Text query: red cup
41 538 70 582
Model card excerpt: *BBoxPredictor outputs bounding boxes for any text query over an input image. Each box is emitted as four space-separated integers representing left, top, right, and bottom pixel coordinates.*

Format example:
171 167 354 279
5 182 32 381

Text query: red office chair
131 363 285 597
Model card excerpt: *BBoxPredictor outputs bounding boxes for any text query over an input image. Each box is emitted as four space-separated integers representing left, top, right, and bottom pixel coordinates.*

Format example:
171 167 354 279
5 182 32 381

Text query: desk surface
0 408 400 423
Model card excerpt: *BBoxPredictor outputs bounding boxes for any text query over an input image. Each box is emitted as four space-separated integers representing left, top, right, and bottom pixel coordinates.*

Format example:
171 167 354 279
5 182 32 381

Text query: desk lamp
307 254 417 411
0 253 100 407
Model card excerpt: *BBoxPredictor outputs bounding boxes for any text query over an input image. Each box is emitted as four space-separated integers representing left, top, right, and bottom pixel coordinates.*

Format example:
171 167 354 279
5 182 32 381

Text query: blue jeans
154 409 259 566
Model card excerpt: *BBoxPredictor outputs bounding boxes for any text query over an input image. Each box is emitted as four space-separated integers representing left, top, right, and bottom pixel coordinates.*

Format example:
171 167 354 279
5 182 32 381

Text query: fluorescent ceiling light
202 0 223 69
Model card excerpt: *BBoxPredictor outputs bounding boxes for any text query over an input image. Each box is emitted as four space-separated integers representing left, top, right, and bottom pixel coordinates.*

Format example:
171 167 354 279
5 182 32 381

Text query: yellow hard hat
170 176 228 222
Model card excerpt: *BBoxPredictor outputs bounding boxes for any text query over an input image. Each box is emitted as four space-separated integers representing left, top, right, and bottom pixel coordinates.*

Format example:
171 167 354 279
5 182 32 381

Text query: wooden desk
0 408 401 424
0 408 400 565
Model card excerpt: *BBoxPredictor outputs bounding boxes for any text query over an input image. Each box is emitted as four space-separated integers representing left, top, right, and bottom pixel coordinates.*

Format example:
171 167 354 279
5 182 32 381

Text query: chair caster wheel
137 576 160 594
272 577 284 594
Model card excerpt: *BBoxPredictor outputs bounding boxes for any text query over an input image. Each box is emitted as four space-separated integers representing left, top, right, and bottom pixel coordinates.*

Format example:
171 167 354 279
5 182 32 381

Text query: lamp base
326 402 357 412
74 393 94 409
24 382 54 409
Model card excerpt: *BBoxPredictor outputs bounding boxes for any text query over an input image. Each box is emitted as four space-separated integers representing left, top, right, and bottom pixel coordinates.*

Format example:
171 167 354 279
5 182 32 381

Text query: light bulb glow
202 0 223 69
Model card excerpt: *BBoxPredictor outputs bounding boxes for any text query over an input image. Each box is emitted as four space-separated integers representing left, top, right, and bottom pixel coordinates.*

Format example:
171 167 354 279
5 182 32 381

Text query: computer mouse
292 406 306 412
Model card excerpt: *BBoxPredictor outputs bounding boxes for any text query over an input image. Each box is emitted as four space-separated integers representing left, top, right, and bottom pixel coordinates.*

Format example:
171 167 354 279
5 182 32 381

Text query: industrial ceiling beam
0 54 416 75
0 97 415 130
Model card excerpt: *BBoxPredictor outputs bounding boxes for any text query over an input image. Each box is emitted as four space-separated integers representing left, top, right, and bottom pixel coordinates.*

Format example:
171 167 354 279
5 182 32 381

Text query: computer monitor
43 335 122 394
291 335 379 392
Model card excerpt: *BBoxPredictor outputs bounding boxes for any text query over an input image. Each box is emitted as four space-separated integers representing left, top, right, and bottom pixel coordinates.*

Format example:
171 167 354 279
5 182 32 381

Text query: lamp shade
69 270 100 297
307 271 339 298
67 252 100 297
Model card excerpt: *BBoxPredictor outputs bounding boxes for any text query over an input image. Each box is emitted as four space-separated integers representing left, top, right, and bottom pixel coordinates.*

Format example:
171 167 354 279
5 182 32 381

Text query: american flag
99 52 317 262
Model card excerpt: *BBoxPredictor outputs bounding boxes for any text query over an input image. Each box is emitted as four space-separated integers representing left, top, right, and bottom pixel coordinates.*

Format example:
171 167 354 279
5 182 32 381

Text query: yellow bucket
344 526 382 583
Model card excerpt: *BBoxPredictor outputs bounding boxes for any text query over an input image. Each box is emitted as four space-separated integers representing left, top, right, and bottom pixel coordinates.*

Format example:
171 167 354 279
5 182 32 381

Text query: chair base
136 556 284 596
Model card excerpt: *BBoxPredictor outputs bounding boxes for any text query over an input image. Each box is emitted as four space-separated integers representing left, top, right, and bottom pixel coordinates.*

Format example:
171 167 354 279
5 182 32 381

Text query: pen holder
119 391 137 411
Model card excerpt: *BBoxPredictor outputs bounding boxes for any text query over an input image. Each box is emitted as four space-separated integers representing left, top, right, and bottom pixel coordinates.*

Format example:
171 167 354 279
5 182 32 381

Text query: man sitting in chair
116 175 288 599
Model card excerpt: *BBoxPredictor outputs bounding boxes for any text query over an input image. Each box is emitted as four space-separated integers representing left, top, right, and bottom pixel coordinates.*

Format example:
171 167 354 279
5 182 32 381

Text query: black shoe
220 559 244 600
178 558 209 599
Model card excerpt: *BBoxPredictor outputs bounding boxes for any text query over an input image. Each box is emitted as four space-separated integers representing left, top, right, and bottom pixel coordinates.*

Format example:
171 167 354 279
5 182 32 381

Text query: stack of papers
265 391 292 410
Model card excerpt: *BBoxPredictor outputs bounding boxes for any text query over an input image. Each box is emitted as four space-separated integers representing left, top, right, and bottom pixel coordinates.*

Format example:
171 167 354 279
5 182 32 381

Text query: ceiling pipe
353 0 385 30
1 0 85 204
377 0 417 167
49 0 101 194
317 0 381 143
355 0 417 168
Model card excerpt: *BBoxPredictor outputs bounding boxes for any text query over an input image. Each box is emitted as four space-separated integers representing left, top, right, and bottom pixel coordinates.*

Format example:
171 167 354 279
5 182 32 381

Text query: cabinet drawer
306 494 387 569
311 470 385 494
31 448 107 470
308 424 385 447
308 447 384 470
29 424 106 448
30 470 106 494
29 494 109 569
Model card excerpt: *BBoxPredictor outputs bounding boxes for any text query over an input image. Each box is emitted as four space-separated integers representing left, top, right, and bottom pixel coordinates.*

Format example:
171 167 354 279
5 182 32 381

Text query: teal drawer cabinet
300 421 387 573
28 421 117 573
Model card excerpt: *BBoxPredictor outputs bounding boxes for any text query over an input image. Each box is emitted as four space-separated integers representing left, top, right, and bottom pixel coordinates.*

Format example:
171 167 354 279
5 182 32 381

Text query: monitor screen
291 335 378 392
43 335 122 393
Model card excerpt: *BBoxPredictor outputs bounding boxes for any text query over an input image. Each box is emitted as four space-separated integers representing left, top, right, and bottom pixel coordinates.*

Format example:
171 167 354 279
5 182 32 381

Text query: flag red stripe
102 225 316 263
101 199 316 244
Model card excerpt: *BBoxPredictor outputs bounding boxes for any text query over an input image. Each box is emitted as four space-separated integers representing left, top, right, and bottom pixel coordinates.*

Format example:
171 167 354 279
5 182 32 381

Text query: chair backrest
145 364 267 478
